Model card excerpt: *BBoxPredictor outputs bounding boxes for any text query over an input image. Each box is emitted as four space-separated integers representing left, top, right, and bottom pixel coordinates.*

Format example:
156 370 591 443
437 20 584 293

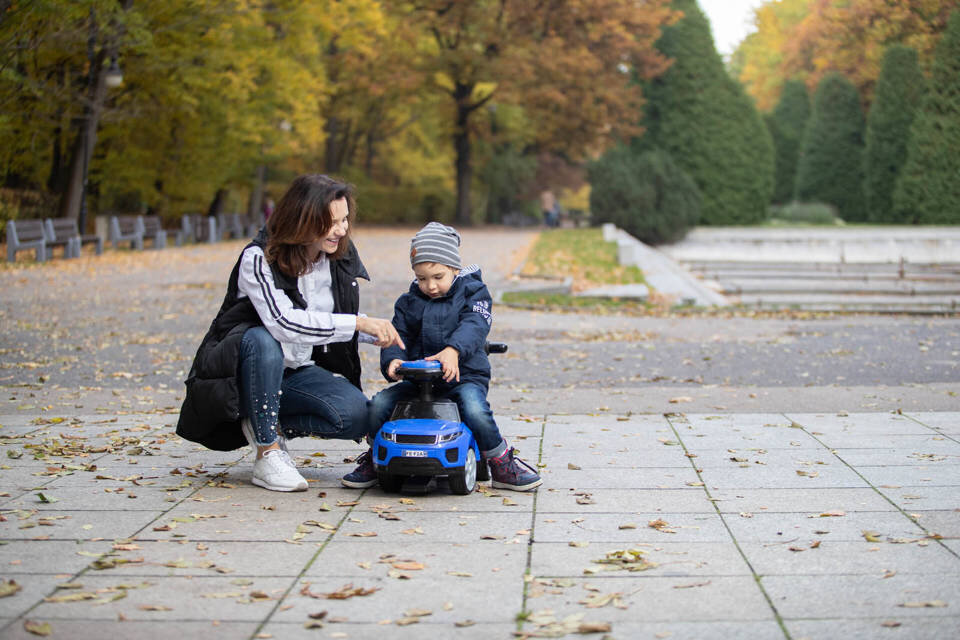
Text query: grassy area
506 228 648 311
517 228 645 290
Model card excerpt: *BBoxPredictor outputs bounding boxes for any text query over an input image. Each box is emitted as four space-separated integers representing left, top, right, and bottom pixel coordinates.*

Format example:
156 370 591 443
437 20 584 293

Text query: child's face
413 262 457 299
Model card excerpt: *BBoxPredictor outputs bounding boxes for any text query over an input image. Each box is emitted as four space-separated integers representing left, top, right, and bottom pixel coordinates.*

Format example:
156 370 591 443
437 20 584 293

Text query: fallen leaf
880 621 901 628
862 530 883 543
673 581 711 589
898 600 947 608
0 580 22 598
24 620 52 636
391 561 424 571
668 396 692 404
648 519 676 534
568 463 581 470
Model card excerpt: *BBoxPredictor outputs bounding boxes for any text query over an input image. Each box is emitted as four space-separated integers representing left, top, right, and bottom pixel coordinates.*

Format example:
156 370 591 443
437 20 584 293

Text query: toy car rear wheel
448 448 477 495
378 471 403 493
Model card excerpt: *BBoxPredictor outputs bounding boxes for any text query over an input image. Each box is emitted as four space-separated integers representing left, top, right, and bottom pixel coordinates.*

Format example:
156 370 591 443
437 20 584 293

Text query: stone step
716 278 960 296
734 292 960 313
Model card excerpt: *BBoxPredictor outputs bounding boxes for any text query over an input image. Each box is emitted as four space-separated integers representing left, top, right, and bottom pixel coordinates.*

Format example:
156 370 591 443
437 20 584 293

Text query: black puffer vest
176 231 369 451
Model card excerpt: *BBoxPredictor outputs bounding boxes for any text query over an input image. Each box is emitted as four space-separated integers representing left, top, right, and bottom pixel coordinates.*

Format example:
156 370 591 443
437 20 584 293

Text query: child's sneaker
252 449 307 492
487 448 542 491
341 449 378 488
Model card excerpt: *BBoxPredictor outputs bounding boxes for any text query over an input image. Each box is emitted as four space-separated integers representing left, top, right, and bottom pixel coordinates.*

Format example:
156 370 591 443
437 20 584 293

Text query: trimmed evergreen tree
893 11 960 224
767 79 810 204
639 0 773 225
864 46 925 222
794 72 866 221
588 146 701 245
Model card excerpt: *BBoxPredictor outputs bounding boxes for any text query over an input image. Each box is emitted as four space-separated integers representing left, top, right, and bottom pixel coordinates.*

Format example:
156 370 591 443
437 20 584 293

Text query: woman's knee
241 327 283 369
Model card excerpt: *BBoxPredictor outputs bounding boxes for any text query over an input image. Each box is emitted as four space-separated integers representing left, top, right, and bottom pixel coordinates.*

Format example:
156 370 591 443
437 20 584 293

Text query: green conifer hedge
864 46 925 223
588 146 700 245
639 0 773 225
767 79 810 205
794 72 866 221
893 11 960 224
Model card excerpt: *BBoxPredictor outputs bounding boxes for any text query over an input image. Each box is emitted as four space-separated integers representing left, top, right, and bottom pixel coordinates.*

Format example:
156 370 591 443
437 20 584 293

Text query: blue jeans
239 327 371 445
369 380 507 456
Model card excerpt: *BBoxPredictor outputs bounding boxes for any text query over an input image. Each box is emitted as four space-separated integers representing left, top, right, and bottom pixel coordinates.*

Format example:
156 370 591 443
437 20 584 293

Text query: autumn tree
736 0 959 109
401 0 675 225
766 79 810 204
893 10 960 224
794 72 865 221
863 45 925 222
640 0 773 225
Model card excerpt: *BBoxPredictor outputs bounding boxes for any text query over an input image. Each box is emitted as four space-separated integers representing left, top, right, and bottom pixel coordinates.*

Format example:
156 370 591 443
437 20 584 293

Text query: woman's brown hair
265 174 355 277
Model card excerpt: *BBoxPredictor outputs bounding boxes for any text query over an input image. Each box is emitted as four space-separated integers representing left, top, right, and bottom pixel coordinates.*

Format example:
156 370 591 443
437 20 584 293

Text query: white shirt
236 245 357 369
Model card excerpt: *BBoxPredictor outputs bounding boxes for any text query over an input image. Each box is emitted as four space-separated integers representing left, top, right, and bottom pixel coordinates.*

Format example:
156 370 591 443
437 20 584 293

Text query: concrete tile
25 574 296 621
0 573 71 620
524 575 774 623
81 540 322 577
271 574 525 624
698 461 869 490
0 620 259 640
881 486 960 511
741 540 959 576
571 620 787 640
724 510 929 543
0 540 114 574
710 488 897 514
831 447 960 466
907 412 960 435
534 512 729 543
536 487 715 514
785 412 937 436
0 509 162 541
541 466 701 489
301 540 526 578
785 617 960 640
530 541 752 578
812 433 956 450
673 413 825 450
907 510 960 538
763 573 960 619
539 439 692 468
259 620 519 639
854 465 960 487
331 511 534 544
2 484 186 511
139 507 337 544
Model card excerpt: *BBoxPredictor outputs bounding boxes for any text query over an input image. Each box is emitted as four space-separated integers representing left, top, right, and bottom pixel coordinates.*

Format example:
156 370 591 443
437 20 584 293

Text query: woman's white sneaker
252 449 307 491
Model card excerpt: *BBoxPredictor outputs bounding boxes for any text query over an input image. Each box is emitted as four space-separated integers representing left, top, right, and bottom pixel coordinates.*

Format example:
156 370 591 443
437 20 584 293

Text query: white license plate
402 450 428 458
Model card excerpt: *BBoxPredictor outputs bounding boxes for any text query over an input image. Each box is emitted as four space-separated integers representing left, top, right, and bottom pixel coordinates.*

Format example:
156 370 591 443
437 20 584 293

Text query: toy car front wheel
448 448 477 495
378 470 403 493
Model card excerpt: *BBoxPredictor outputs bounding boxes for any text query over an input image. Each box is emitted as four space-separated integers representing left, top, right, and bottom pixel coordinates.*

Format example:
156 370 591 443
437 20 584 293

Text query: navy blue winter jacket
381 267 493 390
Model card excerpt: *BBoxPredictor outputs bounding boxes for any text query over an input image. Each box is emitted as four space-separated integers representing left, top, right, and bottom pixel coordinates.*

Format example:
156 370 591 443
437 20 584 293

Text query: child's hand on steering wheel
426 347 460 382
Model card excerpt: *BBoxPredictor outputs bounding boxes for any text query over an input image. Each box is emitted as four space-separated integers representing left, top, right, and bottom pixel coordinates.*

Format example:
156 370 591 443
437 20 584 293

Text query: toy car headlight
381 431 396 442
438 430 462 443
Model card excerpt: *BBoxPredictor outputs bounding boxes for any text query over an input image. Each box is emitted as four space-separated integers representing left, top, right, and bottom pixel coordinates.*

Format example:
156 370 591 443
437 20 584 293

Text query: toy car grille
395 434 438 445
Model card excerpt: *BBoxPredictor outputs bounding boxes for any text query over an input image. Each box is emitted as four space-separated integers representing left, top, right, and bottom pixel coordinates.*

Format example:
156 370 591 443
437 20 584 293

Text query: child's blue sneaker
341 449 377 488
487 448 542 491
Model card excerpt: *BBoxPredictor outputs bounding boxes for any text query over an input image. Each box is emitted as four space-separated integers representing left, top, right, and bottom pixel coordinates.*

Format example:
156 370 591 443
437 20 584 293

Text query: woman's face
308 197 349 258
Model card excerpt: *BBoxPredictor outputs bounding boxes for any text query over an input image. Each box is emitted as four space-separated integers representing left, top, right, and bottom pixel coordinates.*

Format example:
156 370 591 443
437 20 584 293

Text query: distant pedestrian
365 222 543 491
176 174 404 492
261 196 275 221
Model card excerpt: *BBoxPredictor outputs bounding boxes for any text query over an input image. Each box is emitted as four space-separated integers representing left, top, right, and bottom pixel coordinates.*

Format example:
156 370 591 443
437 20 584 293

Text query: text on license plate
402 450 428 457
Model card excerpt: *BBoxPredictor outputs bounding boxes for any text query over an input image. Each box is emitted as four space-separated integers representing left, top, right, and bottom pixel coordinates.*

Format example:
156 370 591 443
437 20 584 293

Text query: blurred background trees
2 1 959 239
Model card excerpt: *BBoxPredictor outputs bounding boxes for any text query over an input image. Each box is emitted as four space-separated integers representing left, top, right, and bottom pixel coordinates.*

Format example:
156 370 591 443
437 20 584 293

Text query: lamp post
77 58 123 234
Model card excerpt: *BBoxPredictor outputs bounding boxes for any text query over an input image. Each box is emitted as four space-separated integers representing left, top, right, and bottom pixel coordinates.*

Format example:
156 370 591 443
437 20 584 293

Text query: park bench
140 215 183 249
45 217 103 257
5 219 47 262
109 215 144 250
181 214 217 244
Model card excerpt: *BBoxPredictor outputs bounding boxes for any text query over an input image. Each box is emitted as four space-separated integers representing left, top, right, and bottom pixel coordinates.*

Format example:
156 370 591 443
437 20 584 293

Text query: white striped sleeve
236 246 357 345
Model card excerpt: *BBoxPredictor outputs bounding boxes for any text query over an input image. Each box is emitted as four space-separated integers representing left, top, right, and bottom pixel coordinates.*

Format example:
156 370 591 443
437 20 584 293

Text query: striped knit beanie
410 222 462 269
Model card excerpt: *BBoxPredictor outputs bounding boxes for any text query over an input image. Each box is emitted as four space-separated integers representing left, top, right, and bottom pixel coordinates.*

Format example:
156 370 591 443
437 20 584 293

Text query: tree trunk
453 83 474 226
247 163 266 218
59 60 107 224
207 188 228 217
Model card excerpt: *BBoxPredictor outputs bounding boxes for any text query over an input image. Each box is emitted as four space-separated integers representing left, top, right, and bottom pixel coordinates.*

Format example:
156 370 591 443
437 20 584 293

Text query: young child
367 222 542 491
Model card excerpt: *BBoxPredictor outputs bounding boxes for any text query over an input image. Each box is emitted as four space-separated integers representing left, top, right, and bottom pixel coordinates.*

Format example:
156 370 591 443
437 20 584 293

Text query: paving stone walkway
1 226 958 639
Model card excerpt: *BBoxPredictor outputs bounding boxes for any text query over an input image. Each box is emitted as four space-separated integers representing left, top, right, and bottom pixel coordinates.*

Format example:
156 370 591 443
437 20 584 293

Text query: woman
177 174 403 492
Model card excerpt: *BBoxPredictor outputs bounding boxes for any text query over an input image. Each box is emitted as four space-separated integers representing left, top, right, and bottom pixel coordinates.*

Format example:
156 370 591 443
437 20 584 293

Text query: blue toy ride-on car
372 342 507 495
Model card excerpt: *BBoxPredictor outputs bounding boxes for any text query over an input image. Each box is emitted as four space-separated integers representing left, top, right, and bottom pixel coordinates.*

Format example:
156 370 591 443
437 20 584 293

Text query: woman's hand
426 346 460 383
356 317 405 350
